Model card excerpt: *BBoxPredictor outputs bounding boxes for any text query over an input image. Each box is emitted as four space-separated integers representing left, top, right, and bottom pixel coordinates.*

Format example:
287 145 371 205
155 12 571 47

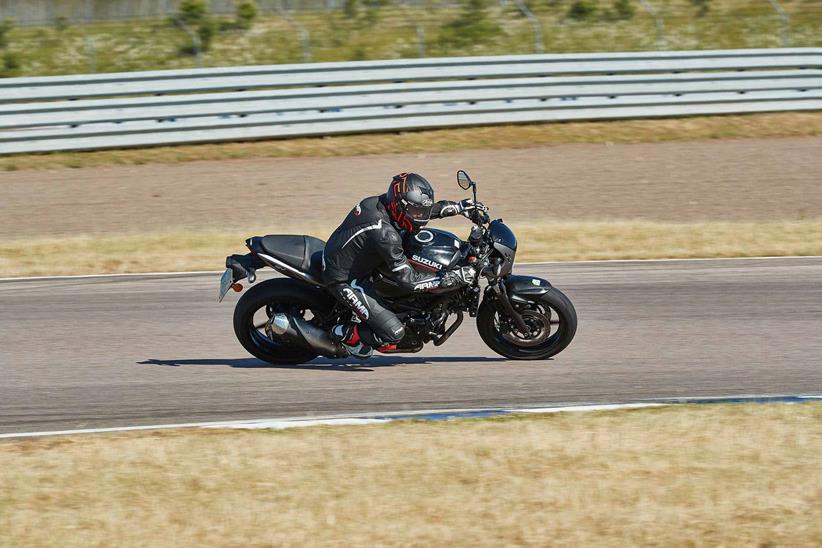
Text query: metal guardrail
1 49 820 154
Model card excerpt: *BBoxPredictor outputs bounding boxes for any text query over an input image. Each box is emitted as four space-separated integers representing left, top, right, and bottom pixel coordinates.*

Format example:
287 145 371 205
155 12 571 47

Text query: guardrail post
416 24 426 57
512 0 544 53
638 0 666 50
765 0 790 47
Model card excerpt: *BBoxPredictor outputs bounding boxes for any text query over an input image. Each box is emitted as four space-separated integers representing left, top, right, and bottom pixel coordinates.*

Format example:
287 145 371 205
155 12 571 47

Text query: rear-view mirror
457 170 472 190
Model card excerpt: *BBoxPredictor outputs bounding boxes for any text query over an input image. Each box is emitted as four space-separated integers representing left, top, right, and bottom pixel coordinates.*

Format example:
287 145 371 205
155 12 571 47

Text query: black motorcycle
219 170 577 364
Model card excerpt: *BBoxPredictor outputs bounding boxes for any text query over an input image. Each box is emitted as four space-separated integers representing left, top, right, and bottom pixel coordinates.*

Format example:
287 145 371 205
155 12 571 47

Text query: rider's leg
328 280 405 354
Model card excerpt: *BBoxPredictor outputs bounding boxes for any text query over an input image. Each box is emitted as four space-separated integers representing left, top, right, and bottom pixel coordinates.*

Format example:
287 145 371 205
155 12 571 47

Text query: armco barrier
1 48 820 154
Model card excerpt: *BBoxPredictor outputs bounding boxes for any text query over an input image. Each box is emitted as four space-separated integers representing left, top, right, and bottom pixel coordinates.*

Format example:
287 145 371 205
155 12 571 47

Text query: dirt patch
1 404 820 546
2 137 820 240
3 112 820 172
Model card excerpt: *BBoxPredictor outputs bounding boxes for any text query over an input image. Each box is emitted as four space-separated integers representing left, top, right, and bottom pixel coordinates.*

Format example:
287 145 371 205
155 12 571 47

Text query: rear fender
226 253 265 284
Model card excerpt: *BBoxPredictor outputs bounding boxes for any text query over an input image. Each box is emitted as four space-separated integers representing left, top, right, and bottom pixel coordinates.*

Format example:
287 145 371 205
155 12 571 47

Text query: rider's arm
431 199 486 219
431 200 462 219
374 229 451 292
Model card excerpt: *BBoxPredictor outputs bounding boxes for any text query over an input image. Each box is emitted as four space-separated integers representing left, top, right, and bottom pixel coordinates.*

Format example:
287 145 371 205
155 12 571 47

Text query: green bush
0 19 13 49
343 0 360 19
172 0 214 55
1 50 21 77
691 0 711 17
612 0 635 20
177 0 208 25
438 0 500 48
235 1 258 30
55 16 70 31
567 0 597 21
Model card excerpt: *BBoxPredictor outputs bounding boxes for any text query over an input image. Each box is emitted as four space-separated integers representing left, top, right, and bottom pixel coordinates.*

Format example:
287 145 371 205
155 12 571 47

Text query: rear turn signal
231 283 243 292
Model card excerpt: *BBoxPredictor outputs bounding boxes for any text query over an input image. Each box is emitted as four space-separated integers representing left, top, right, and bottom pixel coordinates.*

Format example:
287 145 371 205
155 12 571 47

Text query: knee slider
383 321 405 344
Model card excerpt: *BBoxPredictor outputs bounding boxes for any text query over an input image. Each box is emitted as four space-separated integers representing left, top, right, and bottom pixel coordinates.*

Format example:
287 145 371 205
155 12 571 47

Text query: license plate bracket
218 268 235 303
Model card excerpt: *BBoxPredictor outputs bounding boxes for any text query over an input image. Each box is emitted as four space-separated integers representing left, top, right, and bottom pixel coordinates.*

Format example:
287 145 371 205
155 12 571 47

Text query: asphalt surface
1 257 821 434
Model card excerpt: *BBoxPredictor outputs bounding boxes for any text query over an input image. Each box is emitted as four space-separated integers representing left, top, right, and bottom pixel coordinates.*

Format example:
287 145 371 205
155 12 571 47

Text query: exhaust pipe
267 313 347 358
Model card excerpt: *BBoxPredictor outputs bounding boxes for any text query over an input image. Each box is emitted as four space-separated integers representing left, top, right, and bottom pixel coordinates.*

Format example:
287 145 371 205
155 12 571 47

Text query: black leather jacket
322 195 460 291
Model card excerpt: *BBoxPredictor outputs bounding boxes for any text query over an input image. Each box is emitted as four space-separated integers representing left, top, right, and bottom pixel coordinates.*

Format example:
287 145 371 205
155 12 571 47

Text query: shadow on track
137 356 507 372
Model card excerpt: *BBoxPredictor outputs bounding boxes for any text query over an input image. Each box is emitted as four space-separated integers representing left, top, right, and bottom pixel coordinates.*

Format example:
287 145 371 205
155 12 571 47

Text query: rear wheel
477 287 577 360
233 278 334 365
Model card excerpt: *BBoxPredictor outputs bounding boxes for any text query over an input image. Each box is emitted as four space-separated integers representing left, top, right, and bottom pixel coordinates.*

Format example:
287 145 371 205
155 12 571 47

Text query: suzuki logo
412 254 443 271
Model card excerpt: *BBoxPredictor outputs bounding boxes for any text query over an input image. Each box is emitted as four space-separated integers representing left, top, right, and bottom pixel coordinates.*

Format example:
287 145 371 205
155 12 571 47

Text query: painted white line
2 255 819 283
0 270 221 282
517 255 822 266
518 403 666 413
208 418 389 430
0 408 490 439
7 396 820 440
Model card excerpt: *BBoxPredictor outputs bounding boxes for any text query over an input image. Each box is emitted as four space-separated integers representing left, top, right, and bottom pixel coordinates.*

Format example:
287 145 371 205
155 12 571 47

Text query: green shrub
172 0 215 55
1 50 21 77
235 1 258 30
54 16 70 31
343 0 360 19
691 0 711 17
0 19 13 49
567 0 596 21
612 0 635 20
177 0 208 25
438 0 500 48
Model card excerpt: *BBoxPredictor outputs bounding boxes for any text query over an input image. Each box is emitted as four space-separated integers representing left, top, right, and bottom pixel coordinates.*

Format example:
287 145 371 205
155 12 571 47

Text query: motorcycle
218 170 577 364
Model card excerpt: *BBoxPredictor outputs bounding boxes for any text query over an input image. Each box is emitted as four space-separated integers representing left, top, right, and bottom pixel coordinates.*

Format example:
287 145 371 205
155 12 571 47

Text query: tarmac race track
1 257 821 435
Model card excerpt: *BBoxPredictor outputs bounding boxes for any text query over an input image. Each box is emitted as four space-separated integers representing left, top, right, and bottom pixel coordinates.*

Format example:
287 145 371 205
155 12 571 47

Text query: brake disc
501 309 552 347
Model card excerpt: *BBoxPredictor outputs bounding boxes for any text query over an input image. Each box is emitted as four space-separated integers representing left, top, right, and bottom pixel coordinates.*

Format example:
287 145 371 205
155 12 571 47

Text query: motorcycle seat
249 234 326 285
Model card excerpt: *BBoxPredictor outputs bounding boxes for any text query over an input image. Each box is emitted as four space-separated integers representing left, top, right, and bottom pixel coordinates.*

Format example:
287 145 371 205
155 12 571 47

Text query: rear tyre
233 278 333 365
477 287 577 360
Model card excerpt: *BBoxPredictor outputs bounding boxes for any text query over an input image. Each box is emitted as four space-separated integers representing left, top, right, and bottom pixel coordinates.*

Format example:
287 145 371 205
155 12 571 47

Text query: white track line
2 256 818 283
4 397 820 440
0 403 657 439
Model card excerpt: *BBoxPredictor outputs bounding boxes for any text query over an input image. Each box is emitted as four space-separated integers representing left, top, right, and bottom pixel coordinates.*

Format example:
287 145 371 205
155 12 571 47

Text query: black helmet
385 172 435 233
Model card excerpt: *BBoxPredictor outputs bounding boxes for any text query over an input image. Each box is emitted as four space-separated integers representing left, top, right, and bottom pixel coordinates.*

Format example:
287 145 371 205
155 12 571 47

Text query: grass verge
3 1 820 77
1 219 820 277
1 403 820 546
2 112 821 172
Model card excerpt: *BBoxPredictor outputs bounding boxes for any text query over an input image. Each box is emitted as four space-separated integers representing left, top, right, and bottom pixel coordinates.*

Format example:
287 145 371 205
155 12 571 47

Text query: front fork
488 280 531 334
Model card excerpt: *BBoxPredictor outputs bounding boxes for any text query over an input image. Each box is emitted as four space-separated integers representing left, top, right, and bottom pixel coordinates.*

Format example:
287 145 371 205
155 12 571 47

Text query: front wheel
476 287 577 360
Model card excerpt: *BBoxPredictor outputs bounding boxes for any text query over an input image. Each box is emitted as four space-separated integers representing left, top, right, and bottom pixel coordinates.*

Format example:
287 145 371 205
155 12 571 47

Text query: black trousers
328 280 405 347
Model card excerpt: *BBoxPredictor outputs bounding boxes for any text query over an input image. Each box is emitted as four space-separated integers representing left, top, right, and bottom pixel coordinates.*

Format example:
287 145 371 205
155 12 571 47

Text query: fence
0 0 815 53
0 48 820 154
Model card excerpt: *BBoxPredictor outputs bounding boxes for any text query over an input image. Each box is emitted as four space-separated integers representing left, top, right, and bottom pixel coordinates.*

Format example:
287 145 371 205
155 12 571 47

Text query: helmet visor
405 202 432 222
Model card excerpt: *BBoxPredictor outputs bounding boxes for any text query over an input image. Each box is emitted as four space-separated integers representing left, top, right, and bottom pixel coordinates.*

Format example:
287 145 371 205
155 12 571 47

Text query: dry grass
1 219 820 277
1 403 820 547
2 112 821 172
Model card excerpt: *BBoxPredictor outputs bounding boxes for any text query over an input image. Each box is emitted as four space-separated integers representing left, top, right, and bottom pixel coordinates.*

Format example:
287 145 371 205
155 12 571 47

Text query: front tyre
477 287 577 360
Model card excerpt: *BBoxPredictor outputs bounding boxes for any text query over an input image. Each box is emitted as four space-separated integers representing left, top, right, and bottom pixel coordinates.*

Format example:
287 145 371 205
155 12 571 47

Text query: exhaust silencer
267 313 347 358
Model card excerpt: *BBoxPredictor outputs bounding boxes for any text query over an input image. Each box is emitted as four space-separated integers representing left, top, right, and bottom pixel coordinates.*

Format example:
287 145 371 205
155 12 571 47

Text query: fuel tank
403 228 465 273
371 228 466 298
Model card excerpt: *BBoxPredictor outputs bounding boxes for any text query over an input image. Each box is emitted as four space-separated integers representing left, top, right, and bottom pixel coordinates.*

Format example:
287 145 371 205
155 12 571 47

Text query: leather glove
459 199 488 213
438 199 488 218
440 266 476 288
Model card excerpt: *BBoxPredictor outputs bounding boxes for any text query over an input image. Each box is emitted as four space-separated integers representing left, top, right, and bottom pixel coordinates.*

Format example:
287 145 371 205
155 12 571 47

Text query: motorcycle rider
323 172 486 358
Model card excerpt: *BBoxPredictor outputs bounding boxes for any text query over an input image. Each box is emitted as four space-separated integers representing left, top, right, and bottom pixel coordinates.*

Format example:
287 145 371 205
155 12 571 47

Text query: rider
323 172 486 358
